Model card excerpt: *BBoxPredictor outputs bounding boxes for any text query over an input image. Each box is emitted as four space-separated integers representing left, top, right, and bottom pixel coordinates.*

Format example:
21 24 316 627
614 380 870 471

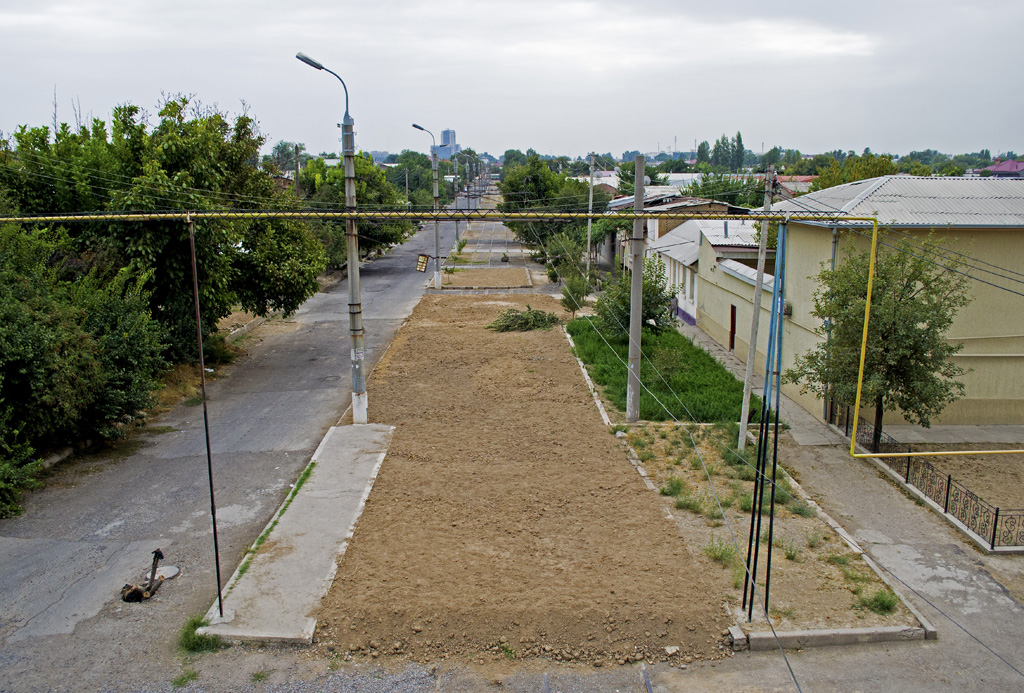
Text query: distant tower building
436 129 461 160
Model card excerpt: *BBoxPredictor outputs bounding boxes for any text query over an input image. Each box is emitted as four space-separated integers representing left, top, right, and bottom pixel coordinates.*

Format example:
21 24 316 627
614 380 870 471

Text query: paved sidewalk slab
200 423 394 643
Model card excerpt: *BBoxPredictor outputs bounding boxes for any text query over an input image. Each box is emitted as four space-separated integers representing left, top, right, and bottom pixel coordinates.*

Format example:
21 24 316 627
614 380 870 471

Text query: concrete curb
735 625 927 651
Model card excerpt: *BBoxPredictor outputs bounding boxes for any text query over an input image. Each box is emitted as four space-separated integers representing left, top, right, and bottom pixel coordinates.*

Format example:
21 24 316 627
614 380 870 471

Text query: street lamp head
295 52 324 70
411 123 424 131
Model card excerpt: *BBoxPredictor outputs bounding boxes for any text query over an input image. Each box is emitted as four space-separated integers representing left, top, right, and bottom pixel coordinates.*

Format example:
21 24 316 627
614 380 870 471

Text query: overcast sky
2 0 1022 161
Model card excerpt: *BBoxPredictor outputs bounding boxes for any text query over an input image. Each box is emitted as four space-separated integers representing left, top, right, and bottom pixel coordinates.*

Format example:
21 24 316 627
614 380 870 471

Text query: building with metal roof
703 175 1024 427
771 175 1024 227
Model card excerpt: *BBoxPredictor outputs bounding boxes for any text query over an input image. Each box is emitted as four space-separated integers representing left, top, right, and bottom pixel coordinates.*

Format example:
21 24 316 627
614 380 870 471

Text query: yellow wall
781 223 1024 425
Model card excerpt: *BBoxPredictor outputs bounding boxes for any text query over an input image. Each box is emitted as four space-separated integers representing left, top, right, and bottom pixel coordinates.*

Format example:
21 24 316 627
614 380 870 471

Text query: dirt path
316 294 731 667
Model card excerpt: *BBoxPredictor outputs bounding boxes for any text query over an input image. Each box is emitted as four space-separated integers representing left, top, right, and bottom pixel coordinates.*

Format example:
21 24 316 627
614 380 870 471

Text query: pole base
352 392 368 425
434 271 443 289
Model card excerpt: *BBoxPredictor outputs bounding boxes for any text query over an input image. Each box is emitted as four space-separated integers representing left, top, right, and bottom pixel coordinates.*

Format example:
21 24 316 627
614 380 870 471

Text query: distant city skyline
2 1 1021 161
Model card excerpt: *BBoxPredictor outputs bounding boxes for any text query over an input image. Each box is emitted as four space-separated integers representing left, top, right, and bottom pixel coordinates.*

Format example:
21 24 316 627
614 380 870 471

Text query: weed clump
660 476 686 497
487 305 559 332
703 535 738 565
178 615 225 653
856 589 899 615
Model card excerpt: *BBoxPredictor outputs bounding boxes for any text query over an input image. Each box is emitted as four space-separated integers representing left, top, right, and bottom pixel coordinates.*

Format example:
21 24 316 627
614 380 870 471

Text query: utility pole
342 116 368 424
294 144 301 199
404 167 409 206
586 153 595 279
454 156 460 243
738 165 775 451
432 150 441 289
626 155 645 423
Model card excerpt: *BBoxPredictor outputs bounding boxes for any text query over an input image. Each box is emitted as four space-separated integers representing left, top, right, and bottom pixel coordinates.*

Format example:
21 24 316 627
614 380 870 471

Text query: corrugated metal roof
771 176 1024 227
649 218 762 266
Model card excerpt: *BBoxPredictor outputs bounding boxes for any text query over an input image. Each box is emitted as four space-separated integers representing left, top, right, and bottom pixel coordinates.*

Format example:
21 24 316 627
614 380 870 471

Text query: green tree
299 155 413 268
615 163 668 197
5 98 327 361
501 149 527 177
696 141 711 165
497 155 608 247
594 256 677 335
731 131 745 172
262 140 312 171
811 152 899 192
682 171 762 207
561 275 589 318
711 135 731 168
784 234 972 452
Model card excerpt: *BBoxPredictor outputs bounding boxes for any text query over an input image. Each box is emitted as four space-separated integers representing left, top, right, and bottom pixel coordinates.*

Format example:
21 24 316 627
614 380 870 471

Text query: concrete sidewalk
200 423 394 643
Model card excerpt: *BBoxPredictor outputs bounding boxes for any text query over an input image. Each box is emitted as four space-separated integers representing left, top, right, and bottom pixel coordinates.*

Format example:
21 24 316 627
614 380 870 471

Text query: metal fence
827 401 1024 549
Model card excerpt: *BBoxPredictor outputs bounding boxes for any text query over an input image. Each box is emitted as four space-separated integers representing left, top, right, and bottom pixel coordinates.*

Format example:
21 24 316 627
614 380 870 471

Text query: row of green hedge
566 317 762 423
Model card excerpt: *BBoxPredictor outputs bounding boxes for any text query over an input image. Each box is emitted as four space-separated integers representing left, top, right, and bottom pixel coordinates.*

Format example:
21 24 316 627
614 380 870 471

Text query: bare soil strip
442 267 531 288
316 294 731 667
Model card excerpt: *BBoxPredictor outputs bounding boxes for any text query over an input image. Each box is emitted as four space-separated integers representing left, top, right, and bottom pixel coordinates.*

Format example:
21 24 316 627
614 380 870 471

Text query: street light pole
297 52 367 424
412 123 442 289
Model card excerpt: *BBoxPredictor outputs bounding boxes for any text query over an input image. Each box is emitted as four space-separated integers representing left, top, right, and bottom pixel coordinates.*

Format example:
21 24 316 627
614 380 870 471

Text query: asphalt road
0 218 457 692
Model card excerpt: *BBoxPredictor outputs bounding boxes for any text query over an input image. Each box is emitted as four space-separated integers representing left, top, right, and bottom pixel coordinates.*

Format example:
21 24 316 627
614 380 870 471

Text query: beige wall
781 223 1024 425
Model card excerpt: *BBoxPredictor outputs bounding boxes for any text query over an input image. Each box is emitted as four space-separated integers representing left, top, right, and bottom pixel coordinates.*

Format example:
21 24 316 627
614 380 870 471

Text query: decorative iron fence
827 401 1024 549
825 401 904 453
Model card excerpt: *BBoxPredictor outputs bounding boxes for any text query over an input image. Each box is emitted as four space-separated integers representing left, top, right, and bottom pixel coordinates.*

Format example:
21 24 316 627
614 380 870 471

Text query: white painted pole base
434 271 443 289
352 392 368 425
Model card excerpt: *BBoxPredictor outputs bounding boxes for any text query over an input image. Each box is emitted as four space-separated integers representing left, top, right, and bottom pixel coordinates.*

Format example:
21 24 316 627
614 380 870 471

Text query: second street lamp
297 52 367 424
412 123 442 289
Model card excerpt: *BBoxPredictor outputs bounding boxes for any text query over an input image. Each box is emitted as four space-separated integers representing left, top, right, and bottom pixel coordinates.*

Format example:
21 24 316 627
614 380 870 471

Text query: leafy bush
486 305 559 332
594 256 676 335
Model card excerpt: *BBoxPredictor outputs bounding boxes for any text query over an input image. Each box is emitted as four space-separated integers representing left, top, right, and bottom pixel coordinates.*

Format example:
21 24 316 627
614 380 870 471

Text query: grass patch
178 615 225 653
675 495 704 513
660 476 686 497
566 318 765 423
856 589 899 615
703 535 738 566
252 670 269 683
805 529 822 549
500 642 517 659
171 669 199 688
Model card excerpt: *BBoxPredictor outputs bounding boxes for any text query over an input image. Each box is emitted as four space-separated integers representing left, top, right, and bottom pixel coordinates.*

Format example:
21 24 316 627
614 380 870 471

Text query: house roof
649 218 761 266
985 160 1024 174
770 175 1024 227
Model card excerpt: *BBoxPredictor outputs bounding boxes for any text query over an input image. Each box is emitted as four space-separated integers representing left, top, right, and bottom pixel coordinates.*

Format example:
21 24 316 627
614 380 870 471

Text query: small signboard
416 254 429 272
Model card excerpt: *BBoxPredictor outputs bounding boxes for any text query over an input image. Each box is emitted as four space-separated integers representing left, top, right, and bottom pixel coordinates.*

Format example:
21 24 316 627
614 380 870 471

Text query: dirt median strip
316 294 731 666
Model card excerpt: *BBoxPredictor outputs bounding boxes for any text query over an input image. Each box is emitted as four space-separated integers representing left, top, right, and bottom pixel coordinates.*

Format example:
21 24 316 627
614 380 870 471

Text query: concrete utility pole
432 152 441 288
626 155 645 423
453 156 460 243
296 51 367 424
738 165 775 451
586 153 595 279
